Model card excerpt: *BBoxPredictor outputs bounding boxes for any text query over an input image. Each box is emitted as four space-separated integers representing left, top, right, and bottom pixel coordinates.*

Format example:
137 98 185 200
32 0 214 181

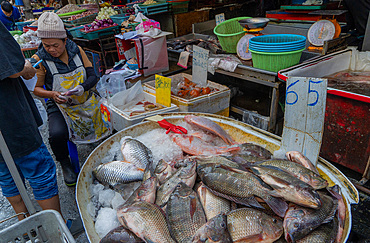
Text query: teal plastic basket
213 17 251 53
250 48 304 72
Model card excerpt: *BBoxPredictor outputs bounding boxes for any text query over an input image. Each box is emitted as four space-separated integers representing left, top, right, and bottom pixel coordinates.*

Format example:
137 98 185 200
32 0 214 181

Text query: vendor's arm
78 46 98 91
32 54 66 104
8 60 36 80
12 6 21 21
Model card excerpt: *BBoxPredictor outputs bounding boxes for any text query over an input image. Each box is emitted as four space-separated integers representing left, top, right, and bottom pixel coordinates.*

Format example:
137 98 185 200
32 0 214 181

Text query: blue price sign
216 13 225 25
274 77 327 165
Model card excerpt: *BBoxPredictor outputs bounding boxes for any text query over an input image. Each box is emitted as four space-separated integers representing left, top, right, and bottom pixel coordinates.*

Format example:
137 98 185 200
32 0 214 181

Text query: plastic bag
134 36 169 76
208 54 241 74
110 81 145 110
349 47 370 71
97 69 140 98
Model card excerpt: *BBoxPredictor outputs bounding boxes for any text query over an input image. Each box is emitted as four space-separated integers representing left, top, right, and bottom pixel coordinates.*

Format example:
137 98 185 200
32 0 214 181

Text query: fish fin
233 233 264 242
216 164 246 174
260 172 292 189
263 196 288 218
204 186 254 207
190 197 197 221
138 167 145 172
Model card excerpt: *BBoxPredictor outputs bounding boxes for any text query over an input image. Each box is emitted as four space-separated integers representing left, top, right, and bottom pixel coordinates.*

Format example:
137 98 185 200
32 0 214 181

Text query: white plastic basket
0 210 75 243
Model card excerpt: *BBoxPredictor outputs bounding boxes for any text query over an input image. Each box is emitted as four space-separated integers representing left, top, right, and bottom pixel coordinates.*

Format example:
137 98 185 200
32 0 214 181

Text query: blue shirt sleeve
13 6 21 21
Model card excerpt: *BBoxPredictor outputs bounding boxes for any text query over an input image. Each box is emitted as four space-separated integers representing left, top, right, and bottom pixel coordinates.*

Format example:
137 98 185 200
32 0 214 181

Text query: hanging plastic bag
134 36 169 76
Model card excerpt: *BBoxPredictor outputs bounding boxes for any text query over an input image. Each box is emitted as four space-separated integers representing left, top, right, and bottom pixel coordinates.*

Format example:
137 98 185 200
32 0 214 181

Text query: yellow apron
46 55 109 144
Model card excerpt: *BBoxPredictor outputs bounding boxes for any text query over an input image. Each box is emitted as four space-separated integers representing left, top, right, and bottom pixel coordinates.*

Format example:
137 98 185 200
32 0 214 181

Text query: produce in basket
13 30 40 49
96 6 118 20
56 4 83 14
83 19 118 32
67 10 97 21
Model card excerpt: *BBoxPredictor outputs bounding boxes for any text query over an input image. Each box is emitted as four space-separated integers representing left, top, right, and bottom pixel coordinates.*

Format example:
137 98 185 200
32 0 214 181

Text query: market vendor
0 1 21 31
33 12 109 186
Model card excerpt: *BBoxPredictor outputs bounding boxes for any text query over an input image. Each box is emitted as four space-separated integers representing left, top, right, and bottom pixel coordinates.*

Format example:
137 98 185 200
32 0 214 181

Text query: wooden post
22 0 34 20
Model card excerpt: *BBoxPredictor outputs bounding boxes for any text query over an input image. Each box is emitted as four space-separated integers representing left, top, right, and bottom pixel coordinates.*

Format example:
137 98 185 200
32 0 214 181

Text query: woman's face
41 38 66 58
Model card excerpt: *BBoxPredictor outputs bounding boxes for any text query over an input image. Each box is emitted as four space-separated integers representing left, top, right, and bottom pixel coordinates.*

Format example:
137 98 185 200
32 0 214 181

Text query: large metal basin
76 113 359 243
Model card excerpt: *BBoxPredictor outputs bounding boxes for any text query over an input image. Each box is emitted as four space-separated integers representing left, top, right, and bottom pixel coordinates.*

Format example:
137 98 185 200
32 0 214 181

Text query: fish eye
293 223 299 228
220 222 226 228
273 218 277 223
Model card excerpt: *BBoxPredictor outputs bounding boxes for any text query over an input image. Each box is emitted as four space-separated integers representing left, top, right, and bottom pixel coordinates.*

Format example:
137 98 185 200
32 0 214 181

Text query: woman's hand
50 91 67 104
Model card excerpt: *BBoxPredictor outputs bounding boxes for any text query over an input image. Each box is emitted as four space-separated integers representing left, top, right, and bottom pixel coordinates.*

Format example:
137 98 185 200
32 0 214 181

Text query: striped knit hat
37 12 66 39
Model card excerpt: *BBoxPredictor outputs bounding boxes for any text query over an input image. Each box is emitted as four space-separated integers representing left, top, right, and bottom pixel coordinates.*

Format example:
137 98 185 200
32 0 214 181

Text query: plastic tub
250 48 305 72
249 34 306 46
213 17 251 53
9 30 23 36
249 43 306 52
127 63 138 70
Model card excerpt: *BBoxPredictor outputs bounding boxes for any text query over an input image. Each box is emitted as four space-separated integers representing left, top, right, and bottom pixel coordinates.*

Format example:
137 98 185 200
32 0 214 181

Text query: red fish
184 115 237 145
170 134 240 156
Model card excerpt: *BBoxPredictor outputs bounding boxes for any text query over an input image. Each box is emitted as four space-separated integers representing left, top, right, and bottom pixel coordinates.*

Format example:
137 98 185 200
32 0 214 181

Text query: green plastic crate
168 0 189 14
81 25 120 40
213 17 251 53
250 48 304 72
21 47 38 58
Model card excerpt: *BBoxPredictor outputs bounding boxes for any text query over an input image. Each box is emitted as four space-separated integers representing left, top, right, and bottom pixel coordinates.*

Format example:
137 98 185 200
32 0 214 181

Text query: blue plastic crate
138 2 170 15
110 14 130 25
68 26 84 38
81 25 120 40
15 21 33 31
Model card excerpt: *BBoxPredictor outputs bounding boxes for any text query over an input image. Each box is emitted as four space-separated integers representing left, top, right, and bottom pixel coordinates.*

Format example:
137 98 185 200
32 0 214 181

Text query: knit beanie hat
37 12 67 39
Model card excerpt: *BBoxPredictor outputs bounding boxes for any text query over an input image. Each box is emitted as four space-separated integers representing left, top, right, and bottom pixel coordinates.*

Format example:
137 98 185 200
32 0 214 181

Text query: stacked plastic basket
249 34 306 72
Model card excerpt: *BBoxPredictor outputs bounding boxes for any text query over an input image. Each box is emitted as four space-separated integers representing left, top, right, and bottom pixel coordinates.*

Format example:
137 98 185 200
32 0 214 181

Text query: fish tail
264 195 288 217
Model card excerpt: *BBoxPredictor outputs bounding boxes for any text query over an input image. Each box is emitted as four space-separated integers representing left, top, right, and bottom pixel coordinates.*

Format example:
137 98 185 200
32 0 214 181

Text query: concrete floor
0 112 369 243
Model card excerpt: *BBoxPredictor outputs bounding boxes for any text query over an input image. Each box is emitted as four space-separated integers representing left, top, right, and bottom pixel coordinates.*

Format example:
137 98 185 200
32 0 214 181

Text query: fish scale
118 201 175 242
197 183 231 221
93 161 144 187
166 182 206 243
121 138 154 170
227 208 283 242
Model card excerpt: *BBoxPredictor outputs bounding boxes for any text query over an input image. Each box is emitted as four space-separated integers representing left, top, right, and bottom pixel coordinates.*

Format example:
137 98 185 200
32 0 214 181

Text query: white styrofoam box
143 73 231 115
105 92 178 131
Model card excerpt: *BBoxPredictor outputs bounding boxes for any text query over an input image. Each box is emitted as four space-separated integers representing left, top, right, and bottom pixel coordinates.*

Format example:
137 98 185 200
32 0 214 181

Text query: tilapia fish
194 155 241 169
121 137 153 170
285 151 319 174
99 225 143 243
234 143 272 163
171 134 240 156
166 182 207 243
296 218 338 243
254 159 328 189
192 213 232 243
156 158 197 207
154 159 176 185
117 201 175 243
93 161 144 187
227 208 283 243
250 165 322 209
197 182 231 221
197 163 288 217
184 115 236 145
284 192 338 242
121 176 157 207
